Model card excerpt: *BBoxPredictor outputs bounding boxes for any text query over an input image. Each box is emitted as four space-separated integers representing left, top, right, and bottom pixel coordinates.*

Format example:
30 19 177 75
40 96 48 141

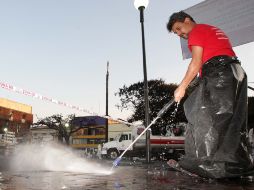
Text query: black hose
248 86 254 91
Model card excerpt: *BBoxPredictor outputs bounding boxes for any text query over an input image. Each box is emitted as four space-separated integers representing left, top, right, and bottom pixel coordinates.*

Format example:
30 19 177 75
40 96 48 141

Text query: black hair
166 11 195 32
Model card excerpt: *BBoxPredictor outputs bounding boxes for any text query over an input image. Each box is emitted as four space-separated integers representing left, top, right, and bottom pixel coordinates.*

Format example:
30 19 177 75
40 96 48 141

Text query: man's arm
174 46 203 102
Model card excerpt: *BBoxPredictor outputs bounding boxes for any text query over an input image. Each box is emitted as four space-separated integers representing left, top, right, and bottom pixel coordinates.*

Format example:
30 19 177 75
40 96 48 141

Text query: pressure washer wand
111 99 176 169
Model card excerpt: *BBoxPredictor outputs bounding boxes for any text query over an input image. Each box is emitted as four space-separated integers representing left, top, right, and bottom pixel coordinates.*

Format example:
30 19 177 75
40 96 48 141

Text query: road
1 159 254 190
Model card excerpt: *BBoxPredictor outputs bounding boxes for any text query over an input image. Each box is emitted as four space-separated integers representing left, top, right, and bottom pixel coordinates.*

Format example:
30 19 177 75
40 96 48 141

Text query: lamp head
134 0 149 10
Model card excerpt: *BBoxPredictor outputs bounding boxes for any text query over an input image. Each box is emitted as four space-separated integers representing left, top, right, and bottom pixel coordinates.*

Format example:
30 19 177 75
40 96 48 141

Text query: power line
0 81 136 126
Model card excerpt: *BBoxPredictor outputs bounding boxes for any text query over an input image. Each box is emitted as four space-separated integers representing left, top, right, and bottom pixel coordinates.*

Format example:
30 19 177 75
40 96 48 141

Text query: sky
0 0 253 122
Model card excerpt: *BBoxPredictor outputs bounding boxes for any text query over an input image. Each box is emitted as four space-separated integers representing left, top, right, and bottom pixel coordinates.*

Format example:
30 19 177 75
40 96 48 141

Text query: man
166 11 253 178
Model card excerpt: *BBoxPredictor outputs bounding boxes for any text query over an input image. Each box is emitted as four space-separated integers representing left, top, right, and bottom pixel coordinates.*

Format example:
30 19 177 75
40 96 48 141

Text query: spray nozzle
113 157 121 167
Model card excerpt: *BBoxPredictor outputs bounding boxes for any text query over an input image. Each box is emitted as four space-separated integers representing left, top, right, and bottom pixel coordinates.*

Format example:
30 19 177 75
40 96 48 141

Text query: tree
116 79 187 135
34 114 83 145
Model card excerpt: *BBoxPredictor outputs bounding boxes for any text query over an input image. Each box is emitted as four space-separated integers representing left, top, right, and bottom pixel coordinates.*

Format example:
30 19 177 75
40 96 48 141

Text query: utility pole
105 61 109 142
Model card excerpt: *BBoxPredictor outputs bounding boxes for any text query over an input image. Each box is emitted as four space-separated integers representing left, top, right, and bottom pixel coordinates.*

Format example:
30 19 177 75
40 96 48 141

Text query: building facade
70 116 131 153
0 98 33 143
30 126 58 144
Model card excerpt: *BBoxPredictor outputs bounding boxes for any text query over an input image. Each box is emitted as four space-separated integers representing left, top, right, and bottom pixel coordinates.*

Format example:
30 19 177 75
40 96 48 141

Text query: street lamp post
64 123 71 145
4 127 8 143
134 0 151 163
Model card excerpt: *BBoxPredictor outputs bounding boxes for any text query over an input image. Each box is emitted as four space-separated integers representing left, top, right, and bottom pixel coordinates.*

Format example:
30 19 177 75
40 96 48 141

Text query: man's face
172 18 193 39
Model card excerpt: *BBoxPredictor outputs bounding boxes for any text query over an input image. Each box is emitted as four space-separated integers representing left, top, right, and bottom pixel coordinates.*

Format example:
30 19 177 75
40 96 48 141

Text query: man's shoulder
196 24 216 29
190 24 210 36
192 24 220 34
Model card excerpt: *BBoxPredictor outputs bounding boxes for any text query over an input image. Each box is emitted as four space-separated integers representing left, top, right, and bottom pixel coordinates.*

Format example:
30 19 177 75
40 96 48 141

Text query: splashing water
10 143 112 175
165 102 179 135
171 102 179 120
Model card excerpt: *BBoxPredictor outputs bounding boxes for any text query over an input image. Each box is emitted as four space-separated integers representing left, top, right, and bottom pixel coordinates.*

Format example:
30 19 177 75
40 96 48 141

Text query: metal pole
105 61 109 142
139 6 151 163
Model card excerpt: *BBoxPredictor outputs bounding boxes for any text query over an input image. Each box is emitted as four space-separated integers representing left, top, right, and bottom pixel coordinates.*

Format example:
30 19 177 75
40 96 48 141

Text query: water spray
111 98 176 170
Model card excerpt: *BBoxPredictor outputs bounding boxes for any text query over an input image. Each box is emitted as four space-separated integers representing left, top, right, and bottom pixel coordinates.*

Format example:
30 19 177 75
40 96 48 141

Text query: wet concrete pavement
1 159 254 190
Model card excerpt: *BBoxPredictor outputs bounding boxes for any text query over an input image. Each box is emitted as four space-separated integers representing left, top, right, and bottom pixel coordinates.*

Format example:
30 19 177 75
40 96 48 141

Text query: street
1 159 254 190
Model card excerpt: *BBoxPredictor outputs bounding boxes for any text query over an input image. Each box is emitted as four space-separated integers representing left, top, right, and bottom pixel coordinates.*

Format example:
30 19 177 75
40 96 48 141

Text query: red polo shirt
188 24 235 64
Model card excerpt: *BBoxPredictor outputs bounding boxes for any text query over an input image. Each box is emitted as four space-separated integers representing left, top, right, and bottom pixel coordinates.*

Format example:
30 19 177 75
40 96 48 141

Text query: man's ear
184 17 191 24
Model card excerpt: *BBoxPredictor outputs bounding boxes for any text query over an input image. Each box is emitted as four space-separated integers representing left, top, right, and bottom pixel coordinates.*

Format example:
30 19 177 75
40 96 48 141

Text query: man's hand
174 86 186 103
174 46 203 103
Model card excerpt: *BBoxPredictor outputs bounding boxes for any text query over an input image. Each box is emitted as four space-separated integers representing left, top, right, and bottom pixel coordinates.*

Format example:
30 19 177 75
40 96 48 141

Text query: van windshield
119 134 129 142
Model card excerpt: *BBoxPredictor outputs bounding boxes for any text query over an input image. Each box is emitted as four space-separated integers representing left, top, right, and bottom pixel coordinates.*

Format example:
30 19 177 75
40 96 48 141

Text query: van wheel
108 149 119 160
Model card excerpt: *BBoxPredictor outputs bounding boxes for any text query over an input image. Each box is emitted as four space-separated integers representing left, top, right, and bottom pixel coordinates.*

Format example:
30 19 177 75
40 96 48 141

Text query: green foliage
116 79 187 135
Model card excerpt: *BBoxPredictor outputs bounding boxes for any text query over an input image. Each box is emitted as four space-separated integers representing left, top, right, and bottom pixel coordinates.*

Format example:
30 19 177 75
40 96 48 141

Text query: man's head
167 11 196 39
